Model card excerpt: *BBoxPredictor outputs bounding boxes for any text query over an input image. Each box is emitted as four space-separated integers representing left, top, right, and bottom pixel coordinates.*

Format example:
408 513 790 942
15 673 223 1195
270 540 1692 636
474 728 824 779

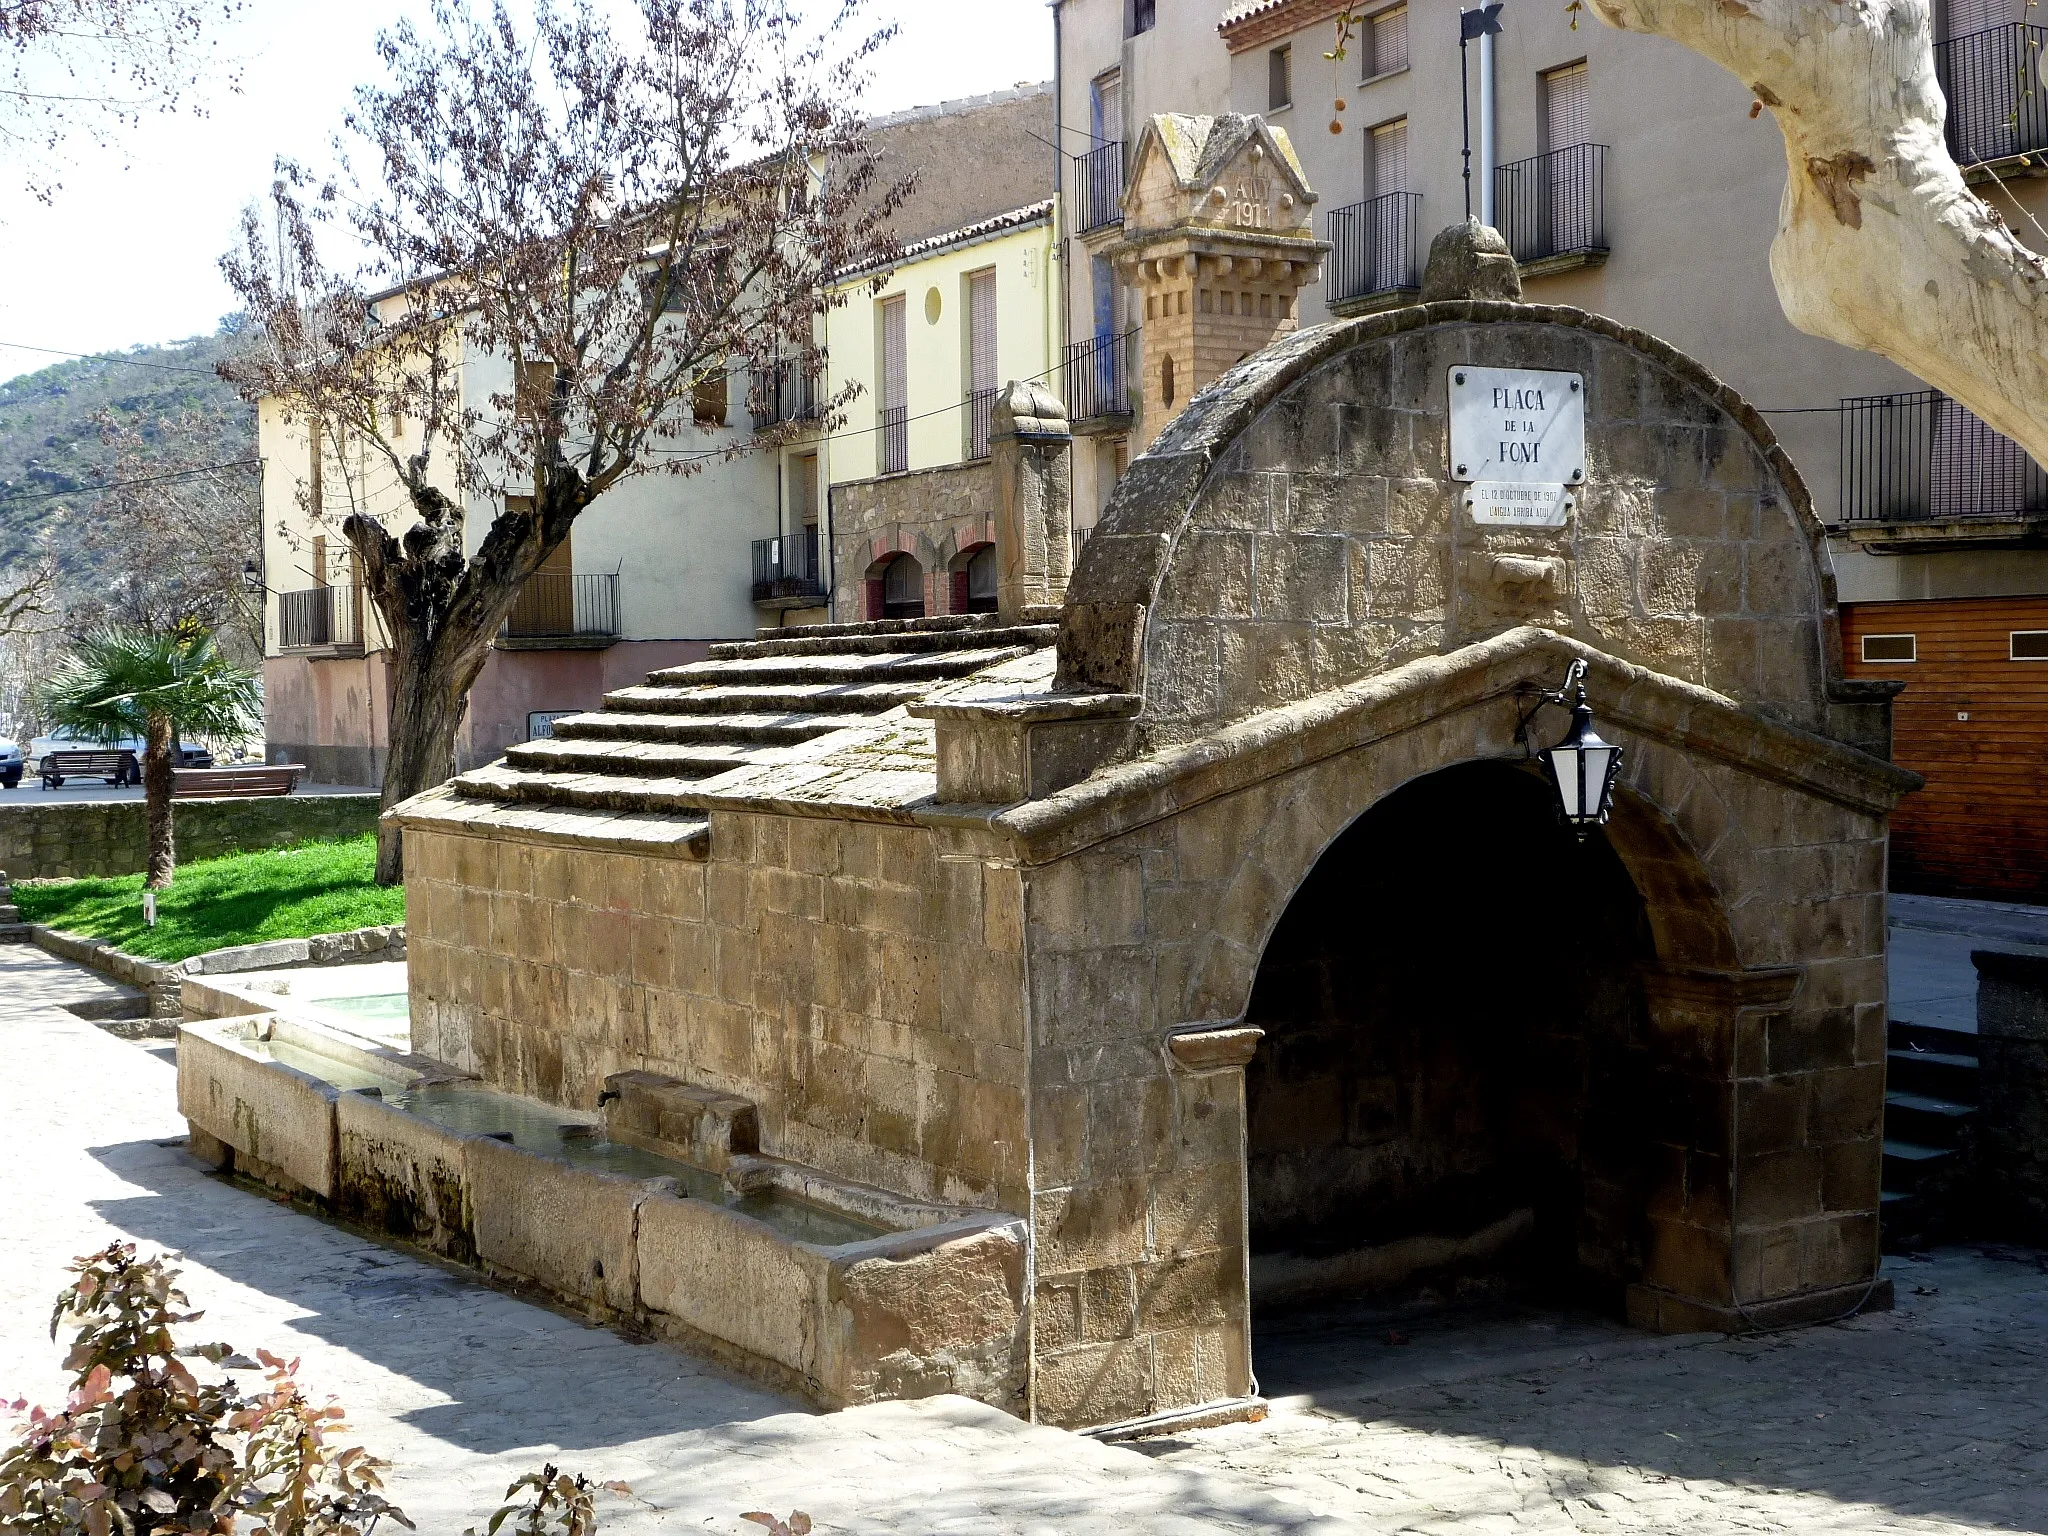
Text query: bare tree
1584 0 2048 465
0 559 54 637
221 0 905 884
1 0 240 200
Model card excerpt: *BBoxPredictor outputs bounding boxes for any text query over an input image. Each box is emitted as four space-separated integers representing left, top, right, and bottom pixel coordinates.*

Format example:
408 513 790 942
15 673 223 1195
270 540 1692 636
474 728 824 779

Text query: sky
0 0 1055 387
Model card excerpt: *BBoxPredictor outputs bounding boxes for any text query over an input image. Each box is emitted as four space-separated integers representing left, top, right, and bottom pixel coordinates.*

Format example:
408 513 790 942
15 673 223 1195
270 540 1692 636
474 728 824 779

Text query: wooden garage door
1842 594 2048 902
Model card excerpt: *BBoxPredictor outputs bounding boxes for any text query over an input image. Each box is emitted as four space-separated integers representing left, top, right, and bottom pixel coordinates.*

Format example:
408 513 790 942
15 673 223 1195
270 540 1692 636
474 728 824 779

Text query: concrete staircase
1880 1020 1981 1250
449 613 1059 815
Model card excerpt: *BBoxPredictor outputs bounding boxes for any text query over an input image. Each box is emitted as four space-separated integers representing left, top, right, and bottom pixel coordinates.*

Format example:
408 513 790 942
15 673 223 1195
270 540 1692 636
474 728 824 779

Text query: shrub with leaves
0 1243 410 1536
467 1465 633 1536
742 1514 812 1536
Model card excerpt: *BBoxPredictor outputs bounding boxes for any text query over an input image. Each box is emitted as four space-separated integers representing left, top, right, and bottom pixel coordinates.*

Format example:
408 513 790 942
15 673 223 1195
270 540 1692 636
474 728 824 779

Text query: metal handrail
751 528 826 602
1064 329 1136 421
278 583 362 650
1072 141 1125 235
879 405 909 474
1936 23 2048 165
1493 144 1608 264
1326 192 1423 302
1840 389 2048 524
751 358 822 430
501 572 620 639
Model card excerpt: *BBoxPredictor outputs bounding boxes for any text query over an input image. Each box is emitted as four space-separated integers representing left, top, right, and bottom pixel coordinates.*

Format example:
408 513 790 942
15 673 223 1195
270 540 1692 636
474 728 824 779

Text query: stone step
1886 1020 1982 1059
706 624 1057 662
646 644 1033 690
550 710 878 746
503 738 760 778
0 903 19 924
746 614 1008 644
600 681 933 717
1881 1137 1958 1195
0 921 29 943
450 764 718 814
1883 1090 1976 1150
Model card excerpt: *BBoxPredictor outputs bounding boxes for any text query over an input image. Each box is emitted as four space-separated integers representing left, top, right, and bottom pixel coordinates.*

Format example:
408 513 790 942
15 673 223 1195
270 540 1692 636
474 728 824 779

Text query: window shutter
969 269 999 396
882 296 907 414
1370 7 1409 75
1371 119 1409 197
1543 63 1590 153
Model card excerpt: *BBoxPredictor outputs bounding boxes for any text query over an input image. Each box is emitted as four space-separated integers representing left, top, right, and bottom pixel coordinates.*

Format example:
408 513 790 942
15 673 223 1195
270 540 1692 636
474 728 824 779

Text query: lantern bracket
1511 658 1589 755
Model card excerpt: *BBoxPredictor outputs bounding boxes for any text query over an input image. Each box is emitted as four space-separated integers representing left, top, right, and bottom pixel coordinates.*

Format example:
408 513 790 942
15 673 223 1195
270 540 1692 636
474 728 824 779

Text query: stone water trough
177 1015 1027 1411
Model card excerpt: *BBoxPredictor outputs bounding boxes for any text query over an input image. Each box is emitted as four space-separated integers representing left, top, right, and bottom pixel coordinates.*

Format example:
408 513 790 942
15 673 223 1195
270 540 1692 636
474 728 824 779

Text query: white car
30 732 146 787
0 739 21 789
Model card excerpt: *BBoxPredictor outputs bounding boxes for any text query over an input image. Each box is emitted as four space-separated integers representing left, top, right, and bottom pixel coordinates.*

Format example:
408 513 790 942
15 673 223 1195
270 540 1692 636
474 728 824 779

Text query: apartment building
1051 0 2048 900
262 84 1055 781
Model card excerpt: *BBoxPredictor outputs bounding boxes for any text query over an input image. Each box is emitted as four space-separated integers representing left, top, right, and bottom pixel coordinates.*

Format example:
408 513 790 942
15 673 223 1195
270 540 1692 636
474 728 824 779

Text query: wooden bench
171 765 305 799
40 750 138 788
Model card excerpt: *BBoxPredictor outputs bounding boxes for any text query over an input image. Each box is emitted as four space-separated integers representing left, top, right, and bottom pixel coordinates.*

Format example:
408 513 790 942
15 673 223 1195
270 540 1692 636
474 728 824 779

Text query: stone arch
949 540 998 614
1056 300 1896 760
863 548 928 621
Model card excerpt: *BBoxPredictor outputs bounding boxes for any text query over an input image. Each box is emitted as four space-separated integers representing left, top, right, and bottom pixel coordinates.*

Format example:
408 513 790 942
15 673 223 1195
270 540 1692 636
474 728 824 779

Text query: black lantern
242 560 265 596
1520 660 1623 839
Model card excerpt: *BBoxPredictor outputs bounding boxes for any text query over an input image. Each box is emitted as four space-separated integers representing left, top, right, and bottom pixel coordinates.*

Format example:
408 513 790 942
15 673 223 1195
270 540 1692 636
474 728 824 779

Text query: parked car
0 739 22 789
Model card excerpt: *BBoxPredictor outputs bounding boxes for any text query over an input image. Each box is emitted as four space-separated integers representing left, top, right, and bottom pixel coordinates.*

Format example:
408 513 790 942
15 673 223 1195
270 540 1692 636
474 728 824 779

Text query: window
691 368 729 427
310 534 328 588
964 543 998 614
2012 631 2048 659
1128 0 1155 37
1370 117 1409 197
1369 5 1409 76
789 451 818 530
1091 69 1123 145
516 359 556 421
965 267 999 459
1861 634 1918 663
1542 62 1591 153
881 552 924 619
1269 45 1293 110
879 293 908 473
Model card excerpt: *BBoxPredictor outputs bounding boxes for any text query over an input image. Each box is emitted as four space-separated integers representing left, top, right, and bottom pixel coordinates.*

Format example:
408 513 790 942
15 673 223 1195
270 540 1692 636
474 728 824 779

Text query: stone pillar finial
1419 218 1524 302
991 379 1073 623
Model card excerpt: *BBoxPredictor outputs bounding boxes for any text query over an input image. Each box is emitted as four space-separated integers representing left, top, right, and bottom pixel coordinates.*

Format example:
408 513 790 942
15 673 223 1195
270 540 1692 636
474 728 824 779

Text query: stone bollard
991 379 1074 624
1972 947 2048 1242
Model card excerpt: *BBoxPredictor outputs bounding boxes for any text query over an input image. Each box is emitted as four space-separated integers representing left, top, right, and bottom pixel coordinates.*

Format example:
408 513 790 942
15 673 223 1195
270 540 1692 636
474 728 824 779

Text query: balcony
277 583 363 656
965 387 999 461
1937 24 2048 168
1839 389 2048 549
1072 141 1125 237
497 572 620 648
1494 144 1608 273
879 405 909 475
751 358 822 431
1326 192 1423 314
751 528 826 609
1064 328 1135 425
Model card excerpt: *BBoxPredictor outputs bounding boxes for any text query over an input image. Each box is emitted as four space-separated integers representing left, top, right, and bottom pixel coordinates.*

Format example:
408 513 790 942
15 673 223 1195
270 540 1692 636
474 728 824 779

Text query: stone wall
831 462 996 623
404 810 1031 1212
1972 948 2048 1243
0 794 383 880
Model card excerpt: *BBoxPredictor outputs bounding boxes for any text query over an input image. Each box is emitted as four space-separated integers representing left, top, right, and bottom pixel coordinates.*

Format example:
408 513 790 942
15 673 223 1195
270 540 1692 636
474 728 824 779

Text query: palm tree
40 625 261 889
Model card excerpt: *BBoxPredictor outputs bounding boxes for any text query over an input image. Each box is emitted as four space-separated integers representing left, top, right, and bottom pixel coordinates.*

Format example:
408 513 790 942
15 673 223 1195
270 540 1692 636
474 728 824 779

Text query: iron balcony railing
751 358 822 430
879 405 909 474
1326 191 1424 303
501 572 620 640
1064 328 1136 422
965 387 1000 460
1073 141 1125 235
1494 144 1608 264
1936 23 2048 166
1841 389 2048 524
278 583 362 651
751 527 826 603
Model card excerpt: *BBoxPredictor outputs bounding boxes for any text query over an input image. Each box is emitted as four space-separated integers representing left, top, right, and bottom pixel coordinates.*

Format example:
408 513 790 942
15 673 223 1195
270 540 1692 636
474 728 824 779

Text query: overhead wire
0 340 225 377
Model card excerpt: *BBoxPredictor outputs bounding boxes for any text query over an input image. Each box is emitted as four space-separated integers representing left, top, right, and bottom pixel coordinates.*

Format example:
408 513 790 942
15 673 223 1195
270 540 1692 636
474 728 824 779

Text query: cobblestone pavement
6 942 2047 1535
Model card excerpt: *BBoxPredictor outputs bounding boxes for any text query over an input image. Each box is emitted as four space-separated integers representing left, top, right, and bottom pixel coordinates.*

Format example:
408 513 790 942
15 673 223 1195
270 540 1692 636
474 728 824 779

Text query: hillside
0 328 256 569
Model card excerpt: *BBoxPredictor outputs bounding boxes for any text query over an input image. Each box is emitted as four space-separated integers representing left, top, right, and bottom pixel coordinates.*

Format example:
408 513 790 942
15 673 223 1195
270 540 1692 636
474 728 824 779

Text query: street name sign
1447 366 1585 526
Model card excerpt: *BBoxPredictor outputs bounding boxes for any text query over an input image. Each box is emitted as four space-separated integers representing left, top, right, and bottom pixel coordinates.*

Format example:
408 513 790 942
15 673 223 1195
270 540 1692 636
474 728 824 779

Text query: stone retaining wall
0 793 381 880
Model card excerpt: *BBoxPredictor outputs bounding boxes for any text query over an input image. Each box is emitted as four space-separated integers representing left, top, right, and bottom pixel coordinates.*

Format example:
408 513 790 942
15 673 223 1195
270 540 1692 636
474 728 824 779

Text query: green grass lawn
13 834 406 963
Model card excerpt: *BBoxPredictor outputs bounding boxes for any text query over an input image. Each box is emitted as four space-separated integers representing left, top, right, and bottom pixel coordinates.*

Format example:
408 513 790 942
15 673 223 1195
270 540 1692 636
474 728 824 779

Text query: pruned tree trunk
1589 0 2048 464
142 715 175 891
373 627 494 887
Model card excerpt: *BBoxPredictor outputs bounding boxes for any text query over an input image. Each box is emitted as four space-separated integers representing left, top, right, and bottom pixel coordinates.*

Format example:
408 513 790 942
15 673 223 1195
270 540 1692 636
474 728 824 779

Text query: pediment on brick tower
1122 113 1316 240
1057 300 1909 764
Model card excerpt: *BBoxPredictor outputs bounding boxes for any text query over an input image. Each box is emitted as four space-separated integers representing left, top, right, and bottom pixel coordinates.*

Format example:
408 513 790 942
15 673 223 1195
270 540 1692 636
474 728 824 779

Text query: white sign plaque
1448 366 1585 486
1466 481 1574 527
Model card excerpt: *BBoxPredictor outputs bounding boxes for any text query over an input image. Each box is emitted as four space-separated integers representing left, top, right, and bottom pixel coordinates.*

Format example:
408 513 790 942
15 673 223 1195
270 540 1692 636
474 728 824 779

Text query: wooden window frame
2010 630 2048 660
